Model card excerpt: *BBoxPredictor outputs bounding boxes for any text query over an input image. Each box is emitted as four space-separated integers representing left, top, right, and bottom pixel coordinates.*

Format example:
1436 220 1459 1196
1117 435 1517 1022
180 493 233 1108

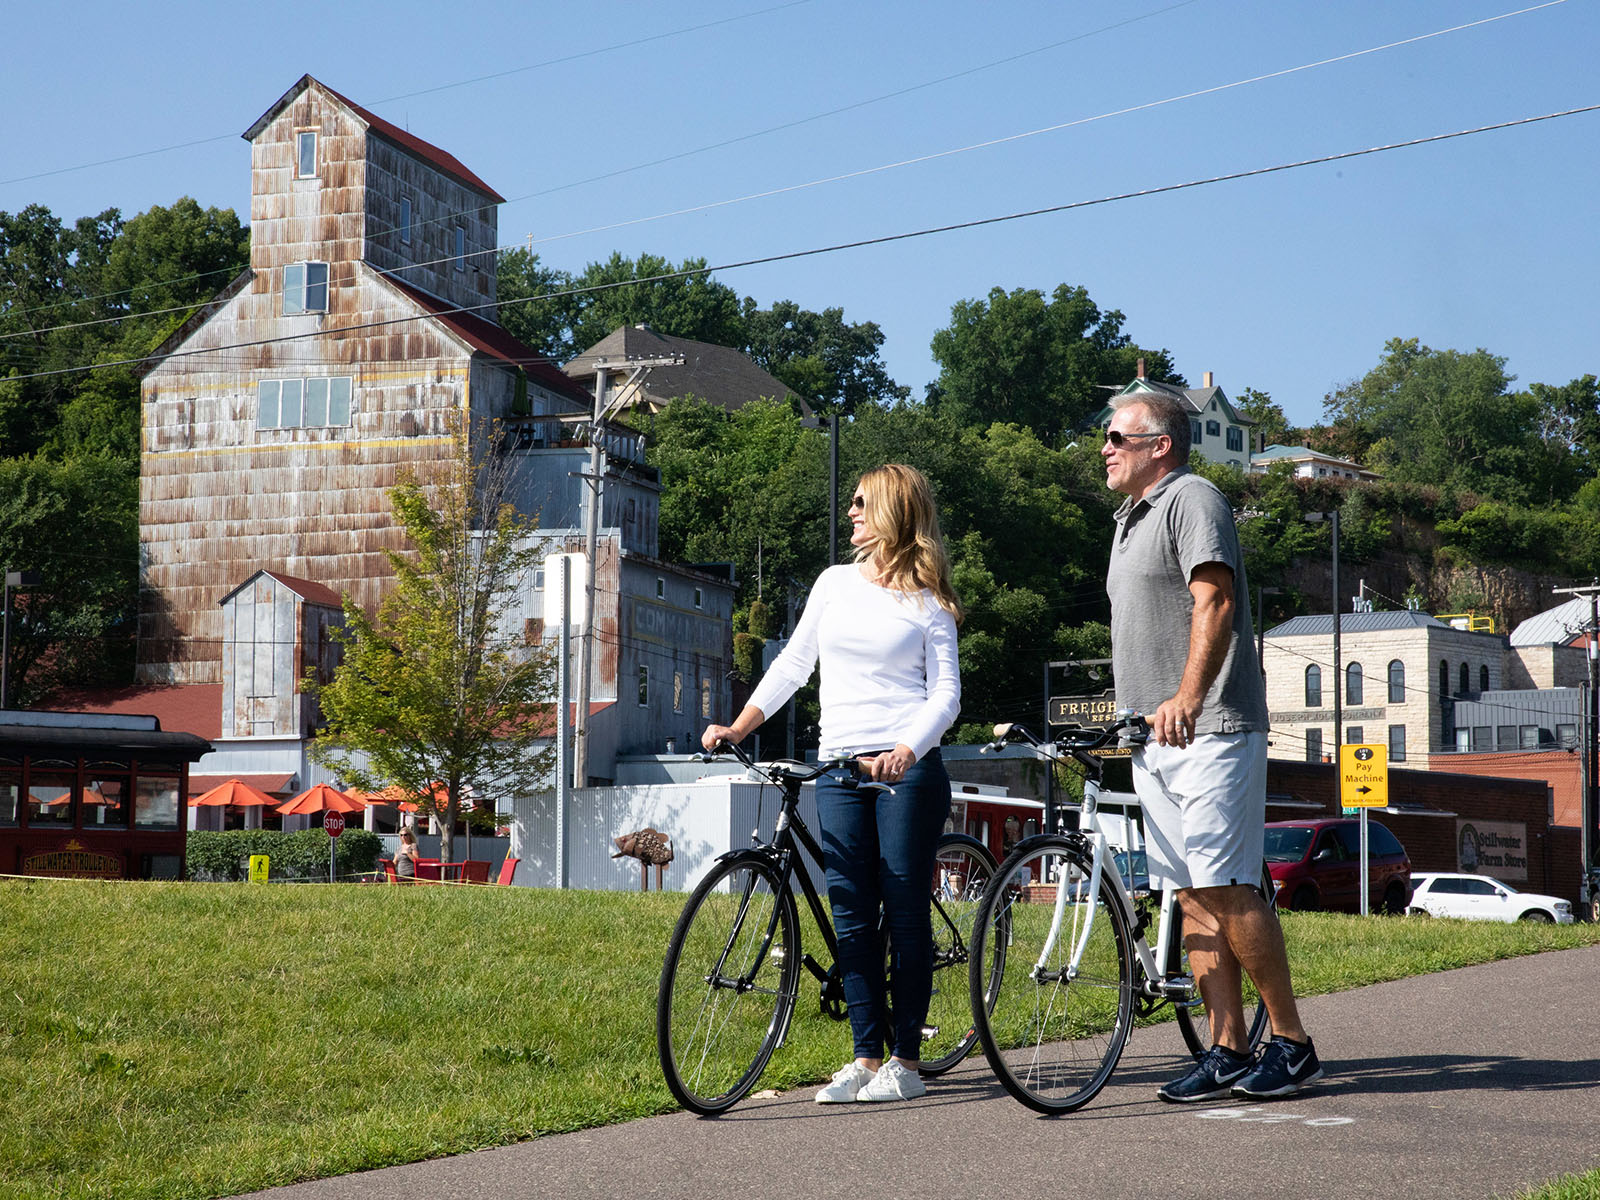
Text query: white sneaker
815 1061 875 1104
856 1059 926 1102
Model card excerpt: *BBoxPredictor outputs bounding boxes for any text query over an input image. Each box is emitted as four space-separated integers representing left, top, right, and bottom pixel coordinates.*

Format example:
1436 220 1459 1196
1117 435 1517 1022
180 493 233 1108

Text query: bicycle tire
969 835 1134 1114
918 833 1001 1076
1172 861 1277 1060
657 852 800 1115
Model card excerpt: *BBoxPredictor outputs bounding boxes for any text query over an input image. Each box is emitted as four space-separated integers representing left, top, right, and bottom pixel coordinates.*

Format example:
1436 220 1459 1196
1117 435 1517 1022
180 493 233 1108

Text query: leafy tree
927 283 1182 443
494 247 578 360
1 453 139 705
1234 387 1292 447
740 298 907 415
306 429 556 863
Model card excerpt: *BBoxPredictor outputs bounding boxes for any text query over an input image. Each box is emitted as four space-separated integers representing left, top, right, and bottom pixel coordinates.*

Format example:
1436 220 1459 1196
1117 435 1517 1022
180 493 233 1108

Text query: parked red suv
1264 818 1412 914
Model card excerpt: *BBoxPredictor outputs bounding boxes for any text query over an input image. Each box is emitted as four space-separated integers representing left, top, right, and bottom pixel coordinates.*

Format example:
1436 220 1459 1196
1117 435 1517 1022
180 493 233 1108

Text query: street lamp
800 414 841 565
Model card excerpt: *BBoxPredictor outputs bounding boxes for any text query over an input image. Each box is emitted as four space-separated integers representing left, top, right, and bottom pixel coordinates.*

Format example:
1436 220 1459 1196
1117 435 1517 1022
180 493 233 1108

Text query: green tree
306 429 556 863
0 453 139 705
927 283 1182 443
1234 387 1292 447
740 298 907 415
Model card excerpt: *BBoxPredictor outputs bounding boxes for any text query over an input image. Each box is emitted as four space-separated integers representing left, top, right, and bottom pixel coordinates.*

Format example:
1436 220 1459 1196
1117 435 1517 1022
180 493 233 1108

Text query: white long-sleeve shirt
747 564 961 760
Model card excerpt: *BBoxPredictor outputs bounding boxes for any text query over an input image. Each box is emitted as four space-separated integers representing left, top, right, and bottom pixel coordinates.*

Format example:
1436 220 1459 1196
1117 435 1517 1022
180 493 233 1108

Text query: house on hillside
122 74 733 791
564 324 814 417
1249 444 1379 482
1097 368 1254 471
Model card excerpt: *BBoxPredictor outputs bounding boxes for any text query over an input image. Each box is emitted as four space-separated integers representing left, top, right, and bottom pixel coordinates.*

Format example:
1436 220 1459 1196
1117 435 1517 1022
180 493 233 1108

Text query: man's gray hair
1111 392 1191 463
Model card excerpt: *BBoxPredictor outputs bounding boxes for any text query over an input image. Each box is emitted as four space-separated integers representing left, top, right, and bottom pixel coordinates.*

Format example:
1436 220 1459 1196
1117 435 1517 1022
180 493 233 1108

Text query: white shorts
1131 730 1266 891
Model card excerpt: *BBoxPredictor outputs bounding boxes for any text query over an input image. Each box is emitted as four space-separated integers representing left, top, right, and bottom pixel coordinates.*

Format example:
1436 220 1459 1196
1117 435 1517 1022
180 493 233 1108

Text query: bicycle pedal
920 1024 939 1041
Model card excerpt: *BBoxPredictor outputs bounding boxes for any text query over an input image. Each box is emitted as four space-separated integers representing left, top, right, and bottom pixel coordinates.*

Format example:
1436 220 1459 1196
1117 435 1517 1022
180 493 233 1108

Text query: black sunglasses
1105 429 1164 448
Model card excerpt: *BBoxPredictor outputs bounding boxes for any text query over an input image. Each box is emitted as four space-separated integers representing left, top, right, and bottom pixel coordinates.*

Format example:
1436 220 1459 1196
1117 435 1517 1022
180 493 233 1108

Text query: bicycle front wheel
657 852 800 1114
1173 861 1277 1060
919 834 1000 1075
969 836 1134 1114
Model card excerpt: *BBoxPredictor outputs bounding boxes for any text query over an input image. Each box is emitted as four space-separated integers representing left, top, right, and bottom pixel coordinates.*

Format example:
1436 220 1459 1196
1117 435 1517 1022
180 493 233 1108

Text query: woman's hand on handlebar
858 743 916 783
701 724 740 752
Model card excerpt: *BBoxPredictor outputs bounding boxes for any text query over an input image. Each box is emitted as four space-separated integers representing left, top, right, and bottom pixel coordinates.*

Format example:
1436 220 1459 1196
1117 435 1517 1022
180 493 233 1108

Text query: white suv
1408 873 1574 924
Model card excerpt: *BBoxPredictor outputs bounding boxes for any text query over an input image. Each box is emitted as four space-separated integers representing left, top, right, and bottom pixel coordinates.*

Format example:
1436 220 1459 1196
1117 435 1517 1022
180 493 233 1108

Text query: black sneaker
1157 1045 1253 1103
1231 1036 1324 1098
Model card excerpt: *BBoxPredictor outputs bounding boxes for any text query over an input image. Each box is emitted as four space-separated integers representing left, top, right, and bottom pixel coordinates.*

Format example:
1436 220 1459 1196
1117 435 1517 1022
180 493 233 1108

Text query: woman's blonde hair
853 463 963 623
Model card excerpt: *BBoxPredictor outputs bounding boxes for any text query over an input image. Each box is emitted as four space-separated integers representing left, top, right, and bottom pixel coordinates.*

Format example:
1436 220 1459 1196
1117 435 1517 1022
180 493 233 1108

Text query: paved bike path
239 944 1600 1200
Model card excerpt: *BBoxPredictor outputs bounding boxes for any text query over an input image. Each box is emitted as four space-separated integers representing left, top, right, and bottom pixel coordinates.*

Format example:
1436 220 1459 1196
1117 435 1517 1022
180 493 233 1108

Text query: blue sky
4 0 1596 427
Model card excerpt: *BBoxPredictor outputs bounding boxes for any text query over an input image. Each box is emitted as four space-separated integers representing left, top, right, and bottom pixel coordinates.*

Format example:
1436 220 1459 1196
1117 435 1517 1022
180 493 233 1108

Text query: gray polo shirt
1106 468 1267 735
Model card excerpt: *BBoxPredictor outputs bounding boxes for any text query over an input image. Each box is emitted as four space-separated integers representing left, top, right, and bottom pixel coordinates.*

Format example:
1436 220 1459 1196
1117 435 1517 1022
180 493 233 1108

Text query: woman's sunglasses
1105 430 1164 448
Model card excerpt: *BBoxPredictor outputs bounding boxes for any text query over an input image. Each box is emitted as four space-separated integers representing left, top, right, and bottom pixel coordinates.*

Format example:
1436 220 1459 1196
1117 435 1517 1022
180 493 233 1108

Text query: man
1102 393 1322 1102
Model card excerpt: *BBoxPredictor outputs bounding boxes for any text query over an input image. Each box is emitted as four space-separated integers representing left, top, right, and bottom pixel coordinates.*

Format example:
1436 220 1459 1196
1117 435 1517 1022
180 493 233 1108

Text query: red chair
458 860 491 885
496 857 520 886
379 858 400 884
414 858 442 884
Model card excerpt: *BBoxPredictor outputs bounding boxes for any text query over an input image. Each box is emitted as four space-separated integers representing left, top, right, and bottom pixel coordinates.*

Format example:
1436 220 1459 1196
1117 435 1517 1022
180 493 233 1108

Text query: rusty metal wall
362 137 497 311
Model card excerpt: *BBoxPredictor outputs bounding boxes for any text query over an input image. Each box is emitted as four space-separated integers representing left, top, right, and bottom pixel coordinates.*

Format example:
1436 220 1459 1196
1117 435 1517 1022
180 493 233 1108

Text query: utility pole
1553 581 1600 913
572 355 681 788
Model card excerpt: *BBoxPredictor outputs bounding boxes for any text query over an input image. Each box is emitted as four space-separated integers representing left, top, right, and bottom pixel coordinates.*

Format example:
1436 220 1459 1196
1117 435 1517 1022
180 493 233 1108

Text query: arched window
1305 665 1322 707
1459 662 1470 695
1480 664 1490 692
1388 659 1405 704
1346 662 1363 706
1439 660 1450 703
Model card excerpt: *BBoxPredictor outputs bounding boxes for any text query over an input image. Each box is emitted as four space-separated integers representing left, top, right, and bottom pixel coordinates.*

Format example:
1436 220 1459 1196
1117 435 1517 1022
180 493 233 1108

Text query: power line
9 99 1599 388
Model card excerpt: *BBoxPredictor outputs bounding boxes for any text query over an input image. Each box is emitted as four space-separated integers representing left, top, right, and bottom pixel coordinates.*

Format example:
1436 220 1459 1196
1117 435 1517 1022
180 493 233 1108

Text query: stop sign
323 811 345 839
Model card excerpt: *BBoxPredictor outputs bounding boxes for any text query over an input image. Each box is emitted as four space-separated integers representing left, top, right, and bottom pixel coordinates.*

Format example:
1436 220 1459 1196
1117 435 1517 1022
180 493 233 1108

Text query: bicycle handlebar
980 711 1149 758
695 739 872 788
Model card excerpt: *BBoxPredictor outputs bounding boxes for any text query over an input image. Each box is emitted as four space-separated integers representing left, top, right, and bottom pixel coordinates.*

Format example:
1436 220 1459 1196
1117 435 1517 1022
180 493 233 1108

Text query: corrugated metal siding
508 780 825 893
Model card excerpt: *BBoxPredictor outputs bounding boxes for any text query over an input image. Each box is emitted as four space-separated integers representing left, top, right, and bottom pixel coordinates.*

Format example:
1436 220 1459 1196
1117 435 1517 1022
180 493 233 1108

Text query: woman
702 463 961 1104
394 827 419 881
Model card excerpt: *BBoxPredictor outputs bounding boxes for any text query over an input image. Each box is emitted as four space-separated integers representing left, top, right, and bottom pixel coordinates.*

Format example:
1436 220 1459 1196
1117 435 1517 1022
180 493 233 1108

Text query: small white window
400 196 413 245
258 381 281 429
304 377 328 427
701 678 712 719
280 379 303 427
638 664 649 707
693 587 703 610
296 130 318 178
454 225 466 271
328 376 352 426
673 671 683 713
283 262 329 314
655 577 665 600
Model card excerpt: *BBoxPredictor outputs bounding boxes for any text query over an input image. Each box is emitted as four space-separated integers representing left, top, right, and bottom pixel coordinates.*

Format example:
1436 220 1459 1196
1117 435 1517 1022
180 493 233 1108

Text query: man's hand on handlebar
857 743 916 784
701 724 740 753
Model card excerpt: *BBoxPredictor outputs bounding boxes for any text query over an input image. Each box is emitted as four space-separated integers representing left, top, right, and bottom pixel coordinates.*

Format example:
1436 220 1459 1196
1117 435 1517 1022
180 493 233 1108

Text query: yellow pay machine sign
1339 744 1388 807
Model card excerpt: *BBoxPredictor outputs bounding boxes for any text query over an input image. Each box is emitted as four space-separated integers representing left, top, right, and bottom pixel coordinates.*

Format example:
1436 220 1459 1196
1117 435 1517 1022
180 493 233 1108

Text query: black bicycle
656 741 1002 1114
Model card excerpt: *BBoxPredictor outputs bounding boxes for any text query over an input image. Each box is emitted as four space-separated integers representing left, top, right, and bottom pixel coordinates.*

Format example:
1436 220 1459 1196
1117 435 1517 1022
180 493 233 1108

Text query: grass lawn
3 877 1598 1200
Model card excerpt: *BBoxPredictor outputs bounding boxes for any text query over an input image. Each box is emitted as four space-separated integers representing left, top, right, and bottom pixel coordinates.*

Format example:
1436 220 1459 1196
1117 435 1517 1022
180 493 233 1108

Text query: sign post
323 810 345 883
1339 744 1388 916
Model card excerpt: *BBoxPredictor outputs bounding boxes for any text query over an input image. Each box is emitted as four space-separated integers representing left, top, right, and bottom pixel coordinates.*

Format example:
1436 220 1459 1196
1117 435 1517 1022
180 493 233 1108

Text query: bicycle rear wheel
1172 861 1277 1060
919 834 1000 1075
969 836 1134 1114
657 852 799 1114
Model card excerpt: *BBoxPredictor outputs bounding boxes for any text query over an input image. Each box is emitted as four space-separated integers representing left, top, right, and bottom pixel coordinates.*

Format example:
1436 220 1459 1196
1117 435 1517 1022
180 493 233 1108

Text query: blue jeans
815 749 951 1062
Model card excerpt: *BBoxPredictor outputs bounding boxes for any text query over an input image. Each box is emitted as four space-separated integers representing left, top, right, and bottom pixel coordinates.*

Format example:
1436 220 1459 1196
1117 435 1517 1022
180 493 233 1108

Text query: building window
701 678 712 719
400 196 413 244
655 577 665 600
1387 659 1404 703
1472 726 1492 751
637 664 649 707
454 225 466 271
1206 419 1221 436
1346 725 1364 745
1459 662 1470 695
1479 664 1489 691
283 262 329 314
1345 662 1363 705
1496 724 1516 750
295 130 318 178
1456 728 1471 751
1557 722 1577 748
1439 660 1450 703
258 376 353 429
1519 724 1538 749
1191 420 1203 444
1305 728 1322 763
1389 724 1406 762
1226 426 1243 452
673 671 683 713
1304 665 1321 707
693 587 703 610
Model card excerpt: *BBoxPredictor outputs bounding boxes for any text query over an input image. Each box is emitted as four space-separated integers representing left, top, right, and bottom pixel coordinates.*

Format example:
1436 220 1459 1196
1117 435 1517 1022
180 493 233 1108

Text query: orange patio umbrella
349 784 420 813
192 779 277 808
276 782 366 815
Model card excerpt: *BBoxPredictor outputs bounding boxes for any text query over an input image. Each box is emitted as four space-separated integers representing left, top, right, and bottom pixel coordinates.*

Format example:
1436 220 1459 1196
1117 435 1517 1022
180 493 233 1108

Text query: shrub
186 829 383 882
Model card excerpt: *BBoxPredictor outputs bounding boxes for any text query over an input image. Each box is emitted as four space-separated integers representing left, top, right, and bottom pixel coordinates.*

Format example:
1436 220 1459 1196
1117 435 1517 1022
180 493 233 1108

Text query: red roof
46 684 223 742
243 76 504 202
261 571 343 609
384 276 590 404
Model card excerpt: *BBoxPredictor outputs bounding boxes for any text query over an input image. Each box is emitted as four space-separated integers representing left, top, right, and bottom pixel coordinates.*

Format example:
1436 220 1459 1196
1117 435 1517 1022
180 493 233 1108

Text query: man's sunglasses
1105 430 1164 448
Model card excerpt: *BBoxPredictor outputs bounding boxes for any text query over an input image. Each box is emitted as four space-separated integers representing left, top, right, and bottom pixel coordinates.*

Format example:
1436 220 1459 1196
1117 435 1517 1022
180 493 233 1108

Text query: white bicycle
967 714 1275 1114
